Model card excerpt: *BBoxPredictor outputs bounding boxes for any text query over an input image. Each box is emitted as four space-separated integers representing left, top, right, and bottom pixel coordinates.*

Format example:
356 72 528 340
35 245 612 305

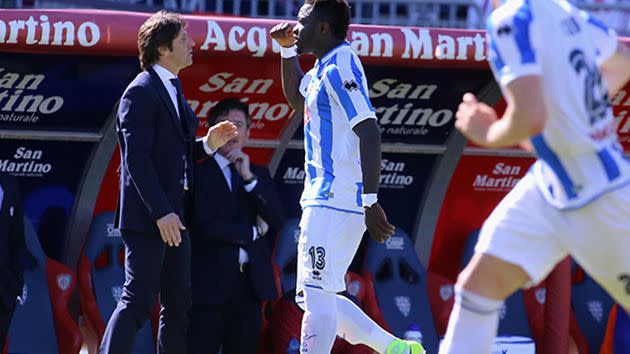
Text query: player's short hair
137 10 186 70
305 0 351 40
208 98 251 128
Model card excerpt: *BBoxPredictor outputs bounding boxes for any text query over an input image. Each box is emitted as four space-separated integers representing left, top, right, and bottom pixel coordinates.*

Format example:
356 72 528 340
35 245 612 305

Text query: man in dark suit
0 173 25 350
99 11 237 354
188 98 285 354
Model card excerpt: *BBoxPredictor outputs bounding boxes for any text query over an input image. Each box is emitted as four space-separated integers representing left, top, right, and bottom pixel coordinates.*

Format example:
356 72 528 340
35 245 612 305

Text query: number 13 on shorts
309 246 326 271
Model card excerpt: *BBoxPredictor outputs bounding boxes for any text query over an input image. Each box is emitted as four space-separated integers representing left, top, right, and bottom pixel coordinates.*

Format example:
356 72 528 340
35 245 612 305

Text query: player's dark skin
270 3 396 243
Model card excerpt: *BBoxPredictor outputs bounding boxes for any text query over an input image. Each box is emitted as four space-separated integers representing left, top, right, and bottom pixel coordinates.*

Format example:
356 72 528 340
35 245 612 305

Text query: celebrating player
270 0 425 353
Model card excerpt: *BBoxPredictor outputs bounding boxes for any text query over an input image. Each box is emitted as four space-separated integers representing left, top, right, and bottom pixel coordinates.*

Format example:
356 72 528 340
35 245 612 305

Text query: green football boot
385 338 426 354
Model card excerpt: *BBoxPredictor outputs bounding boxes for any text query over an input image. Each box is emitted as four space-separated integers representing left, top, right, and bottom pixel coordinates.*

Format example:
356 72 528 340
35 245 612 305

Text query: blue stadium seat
78 212 155 354
8 217 81 354
273 218 301 295
460 230 535 352
572 263 614 354
361 228 439 351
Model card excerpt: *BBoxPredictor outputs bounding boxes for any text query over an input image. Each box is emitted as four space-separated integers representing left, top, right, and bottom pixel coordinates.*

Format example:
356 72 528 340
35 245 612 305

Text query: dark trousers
0 301 16 351
187 267 262 354
99 230 191 354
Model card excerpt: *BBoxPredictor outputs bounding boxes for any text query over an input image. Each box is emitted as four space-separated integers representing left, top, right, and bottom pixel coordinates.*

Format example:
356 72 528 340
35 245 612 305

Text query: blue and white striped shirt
298 42 376 214
488 0 630 209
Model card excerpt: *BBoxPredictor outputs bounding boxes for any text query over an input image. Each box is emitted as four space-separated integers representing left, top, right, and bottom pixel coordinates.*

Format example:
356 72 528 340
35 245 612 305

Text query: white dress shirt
213 153 259 265
153 64 181 118
153 64 217 163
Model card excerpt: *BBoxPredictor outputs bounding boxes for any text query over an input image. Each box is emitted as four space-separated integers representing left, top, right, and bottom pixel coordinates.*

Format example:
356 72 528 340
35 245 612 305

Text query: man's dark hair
208 98 251 128
305 0 351 40
137 11 186 70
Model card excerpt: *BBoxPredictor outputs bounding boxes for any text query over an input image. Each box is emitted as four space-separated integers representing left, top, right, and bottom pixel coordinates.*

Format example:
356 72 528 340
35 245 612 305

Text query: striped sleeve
323 52 376 128
487 0 542 86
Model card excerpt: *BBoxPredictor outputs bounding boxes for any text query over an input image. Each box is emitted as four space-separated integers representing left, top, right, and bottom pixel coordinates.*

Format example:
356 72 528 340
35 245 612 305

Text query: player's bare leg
439 253 530 354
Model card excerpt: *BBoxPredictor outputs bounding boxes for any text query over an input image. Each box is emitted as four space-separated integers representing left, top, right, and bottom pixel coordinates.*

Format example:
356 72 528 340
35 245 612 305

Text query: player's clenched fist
269 22 296 48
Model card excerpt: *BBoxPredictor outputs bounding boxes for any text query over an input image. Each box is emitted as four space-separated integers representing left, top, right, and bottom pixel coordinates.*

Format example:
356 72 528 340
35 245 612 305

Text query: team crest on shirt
394 296 411 317
343 79 359 92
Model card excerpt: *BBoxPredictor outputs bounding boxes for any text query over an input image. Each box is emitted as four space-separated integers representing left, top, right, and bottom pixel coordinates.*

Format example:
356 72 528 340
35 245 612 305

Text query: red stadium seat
77 212 158 353
8 217 82 354
426 272 455 336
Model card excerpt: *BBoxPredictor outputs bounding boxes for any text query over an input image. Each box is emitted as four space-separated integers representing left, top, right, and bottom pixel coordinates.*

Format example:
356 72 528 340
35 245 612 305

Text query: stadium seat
8 217 82 354
460 230 536 352
614 307 630 353
599 304 630 354
77 212 156 353
272 218 301 295
361 228 439 351
572 264 615 354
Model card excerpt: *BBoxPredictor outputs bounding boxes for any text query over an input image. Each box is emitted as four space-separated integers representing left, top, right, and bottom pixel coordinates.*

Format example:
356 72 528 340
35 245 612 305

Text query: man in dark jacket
100 11 237 354
0 173 25 350
188 98 285 354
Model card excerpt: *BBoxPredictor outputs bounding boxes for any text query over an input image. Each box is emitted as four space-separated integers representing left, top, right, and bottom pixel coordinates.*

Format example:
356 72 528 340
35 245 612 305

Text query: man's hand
256 215 269 238
225 149 253 180
365 203 395 243
269 22 296 48
455 93 499 146
206 121 238 151
156 212 185 247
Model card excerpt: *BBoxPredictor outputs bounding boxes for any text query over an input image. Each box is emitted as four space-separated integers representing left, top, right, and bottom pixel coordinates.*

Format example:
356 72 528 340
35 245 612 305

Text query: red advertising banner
0 10 490 68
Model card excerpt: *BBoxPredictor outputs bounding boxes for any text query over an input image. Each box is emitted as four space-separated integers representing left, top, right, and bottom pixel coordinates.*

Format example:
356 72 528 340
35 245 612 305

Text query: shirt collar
316 41 351 68
213 152 231 170
153 64 177 89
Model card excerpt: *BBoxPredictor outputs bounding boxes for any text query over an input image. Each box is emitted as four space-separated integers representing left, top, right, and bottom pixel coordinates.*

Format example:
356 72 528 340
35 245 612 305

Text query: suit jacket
0 174 25 311
190 159 284 305
115 67 202 234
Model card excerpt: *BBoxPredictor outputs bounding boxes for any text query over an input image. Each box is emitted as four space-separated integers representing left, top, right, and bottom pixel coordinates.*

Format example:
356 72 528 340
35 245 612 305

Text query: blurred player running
440 0 630 353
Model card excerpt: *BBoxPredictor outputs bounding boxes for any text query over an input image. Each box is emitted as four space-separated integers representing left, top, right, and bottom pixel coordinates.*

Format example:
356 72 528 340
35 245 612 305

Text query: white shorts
476 173 630 310
296 206 366 295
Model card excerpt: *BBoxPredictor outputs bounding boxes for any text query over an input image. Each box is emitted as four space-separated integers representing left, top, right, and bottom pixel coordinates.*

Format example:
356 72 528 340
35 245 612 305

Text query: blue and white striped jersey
487 0 630 210
298 42 376 214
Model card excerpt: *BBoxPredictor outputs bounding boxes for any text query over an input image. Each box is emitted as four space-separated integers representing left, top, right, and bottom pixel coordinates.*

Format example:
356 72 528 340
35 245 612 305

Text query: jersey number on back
569 49 610 125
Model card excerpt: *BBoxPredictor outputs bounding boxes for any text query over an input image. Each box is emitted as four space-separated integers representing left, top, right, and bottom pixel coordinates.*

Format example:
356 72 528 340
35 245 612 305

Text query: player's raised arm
269 22 305 112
